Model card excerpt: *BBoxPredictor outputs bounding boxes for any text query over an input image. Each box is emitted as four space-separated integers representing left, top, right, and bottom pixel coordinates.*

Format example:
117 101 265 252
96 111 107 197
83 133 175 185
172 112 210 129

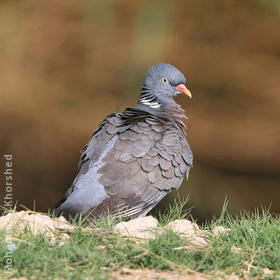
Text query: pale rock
231 245 242 253
225 273 240 280
189 235 209 248
165 219 199 235
262 268 274 275
0 211 74 243
215 272 240 280
114 216 158 239
0 211 73 234
212 226 231 237
165 219 208 247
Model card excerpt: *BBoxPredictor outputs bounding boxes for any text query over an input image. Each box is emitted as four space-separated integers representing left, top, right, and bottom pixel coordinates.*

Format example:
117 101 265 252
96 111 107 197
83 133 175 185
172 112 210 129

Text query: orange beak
176 84 192 99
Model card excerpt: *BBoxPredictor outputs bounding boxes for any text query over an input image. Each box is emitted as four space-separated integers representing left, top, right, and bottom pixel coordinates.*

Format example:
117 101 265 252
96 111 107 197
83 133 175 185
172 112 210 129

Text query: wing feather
97 119 192 218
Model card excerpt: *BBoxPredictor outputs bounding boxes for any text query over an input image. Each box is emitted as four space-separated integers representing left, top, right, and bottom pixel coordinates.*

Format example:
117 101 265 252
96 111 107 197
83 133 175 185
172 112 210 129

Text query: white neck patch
140 98 161 109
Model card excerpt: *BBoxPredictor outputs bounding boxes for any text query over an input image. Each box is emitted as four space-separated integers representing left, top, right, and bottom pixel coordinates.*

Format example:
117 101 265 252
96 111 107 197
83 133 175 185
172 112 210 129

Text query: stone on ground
0 211 74 244
114 216 159 239
212 226 231 236
165 219 209 247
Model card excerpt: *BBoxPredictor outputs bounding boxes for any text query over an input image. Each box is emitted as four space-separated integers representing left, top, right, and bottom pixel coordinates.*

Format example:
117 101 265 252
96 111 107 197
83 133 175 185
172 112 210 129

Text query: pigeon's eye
161 77 167 83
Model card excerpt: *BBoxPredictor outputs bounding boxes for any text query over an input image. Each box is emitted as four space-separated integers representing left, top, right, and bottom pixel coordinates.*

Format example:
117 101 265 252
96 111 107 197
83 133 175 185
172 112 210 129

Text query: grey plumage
55 63 193 221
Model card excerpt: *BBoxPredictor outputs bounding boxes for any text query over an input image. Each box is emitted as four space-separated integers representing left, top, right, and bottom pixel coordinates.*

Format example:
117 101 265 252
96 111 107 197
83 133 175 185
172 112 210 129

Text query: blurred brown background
1 0 279 222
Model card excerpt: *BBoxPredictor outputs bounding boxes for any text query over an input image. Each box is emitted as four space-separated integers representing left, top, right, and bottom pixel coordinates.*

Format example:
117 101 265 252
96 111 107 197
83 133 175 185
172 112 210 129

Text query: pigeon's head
139 63 191 108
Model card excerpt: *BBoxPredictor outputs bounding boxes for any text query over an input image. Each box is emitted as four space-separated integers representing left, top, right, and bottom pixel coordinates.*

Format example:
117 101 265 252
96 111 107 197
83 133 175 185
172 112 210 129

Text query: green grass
0 201 280 280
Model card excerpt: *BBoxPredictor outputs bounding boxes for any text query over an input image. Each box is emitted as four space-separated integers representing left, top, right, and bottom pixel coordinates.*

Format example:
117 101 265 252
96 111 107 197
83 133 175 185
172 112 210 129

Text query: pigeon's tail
53 185 74 220
54 201 84 222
